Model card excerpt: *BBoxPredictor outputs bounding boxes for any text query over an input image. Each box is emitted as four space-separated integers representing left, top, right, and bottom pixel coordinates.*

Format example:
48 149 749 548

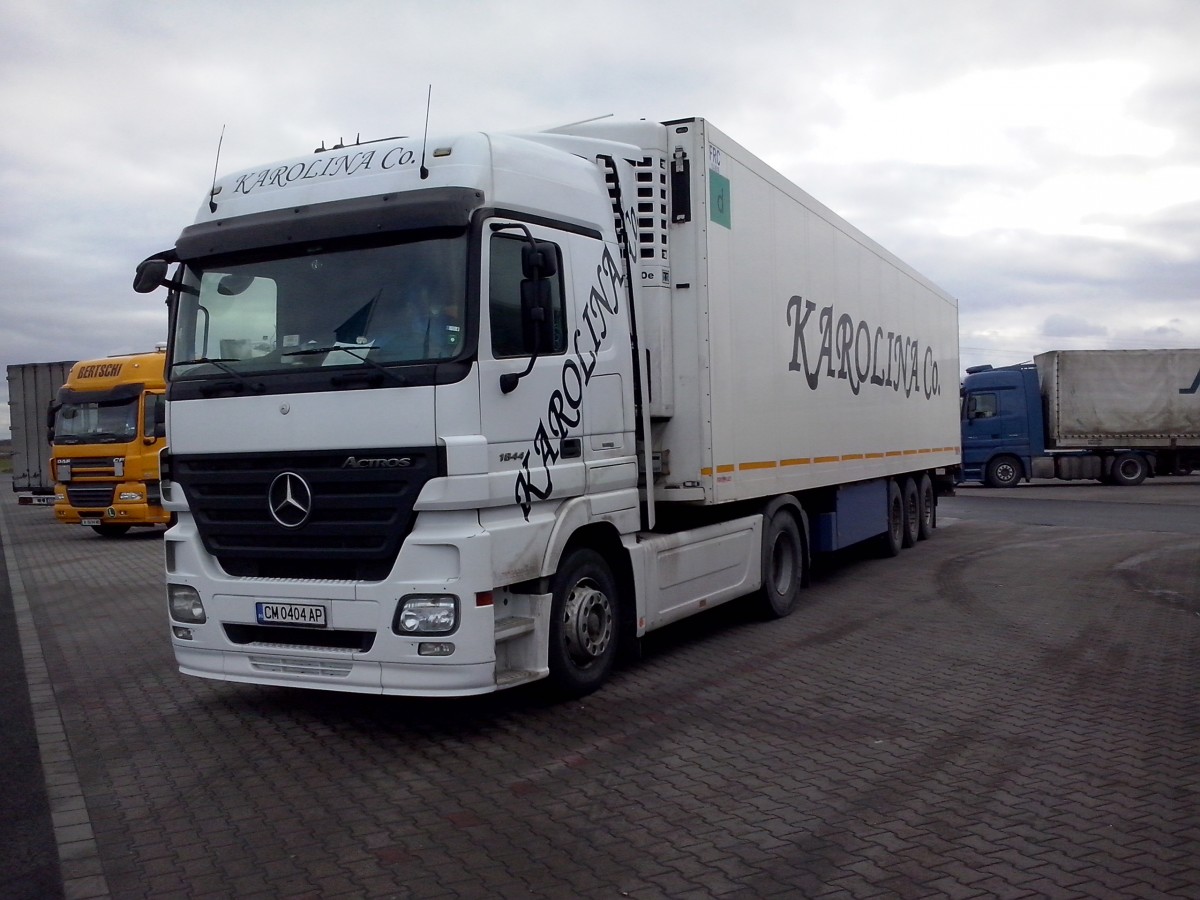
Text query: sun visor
174 186 483 260
59 382 146 405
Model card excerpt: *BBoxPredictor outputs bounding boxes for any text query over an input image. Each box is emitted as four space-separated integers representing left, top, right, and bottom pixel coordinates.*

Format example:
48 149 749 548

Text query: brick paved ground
2 487 1198 898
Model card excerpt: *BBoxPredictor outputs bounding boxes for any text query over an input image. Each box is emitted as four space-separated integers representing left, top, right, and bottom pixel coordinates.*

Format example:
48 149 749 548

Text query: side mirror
45 401 59 445
520 278 555 353
521 241 558 278
217 273 255 296
133 258 170 293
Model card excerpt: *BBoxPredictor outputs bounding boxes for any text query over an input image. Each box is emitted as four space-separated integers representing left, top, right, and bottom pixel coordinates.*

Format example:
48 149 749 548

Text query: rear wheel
901 478 920 548
1111 452 1148 486
917 473 936 541
756 506 805 619
878 480 904 557
547 548 620 698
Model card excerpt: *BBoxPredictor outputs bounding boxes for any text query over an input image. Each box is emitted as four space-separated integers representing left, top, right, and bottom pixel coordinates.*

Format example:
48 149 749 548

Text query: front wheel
985 455 1022 488
756 506 805 619
91 524 131 538
547 548 621 698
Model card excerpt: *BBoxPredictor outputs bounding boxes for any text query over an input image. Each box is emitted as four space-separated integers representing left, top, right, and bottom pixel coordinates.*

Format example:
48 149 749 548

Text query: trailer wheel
878 480 904 557
901 478 920 548
1111 452 1148 486
547 548 620 697
917 474 936 540
91 524 131 538
985 455 1022 488
756 507 805 619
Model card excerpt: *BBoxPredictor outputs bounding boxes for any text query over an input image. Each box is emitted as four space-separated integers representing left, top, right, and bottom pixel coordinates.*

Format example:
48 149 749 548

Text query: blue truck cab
960 363 1043 487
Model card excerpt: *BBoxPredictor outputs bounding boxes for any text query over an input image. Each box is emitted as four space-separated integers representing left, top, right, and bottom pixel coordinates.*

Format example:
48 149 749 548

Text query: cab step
494 616 535 642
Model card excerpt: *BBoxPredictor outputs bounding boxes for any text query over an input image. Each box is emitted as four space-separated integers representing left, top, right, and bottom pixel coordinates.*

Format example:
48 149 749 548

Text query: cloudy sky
3 0 1199 439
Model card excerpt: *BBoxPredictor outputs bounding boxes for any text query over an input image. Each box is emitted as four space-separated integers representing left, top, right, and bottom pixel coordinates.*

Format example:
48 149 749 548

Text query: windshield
171 233 468 377
55 397 139 444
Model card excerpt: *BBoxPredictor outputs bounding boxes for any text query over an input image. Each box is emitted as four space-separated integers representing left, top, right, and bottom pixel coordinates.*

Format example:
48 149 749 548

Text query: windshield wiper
174 358 267 396
282 346 408 386
172 358 246 380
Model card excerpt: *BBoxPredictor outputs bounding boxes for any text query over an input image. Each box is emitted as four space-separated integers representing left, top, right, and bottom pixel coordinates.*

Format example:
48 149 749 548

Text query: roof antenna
419 85 432 180
208 125 225 213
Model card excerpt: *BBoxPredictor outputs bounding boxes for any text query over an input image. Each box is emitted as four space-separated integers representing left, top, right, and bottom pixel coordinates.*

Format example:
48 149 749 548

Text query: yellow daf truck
51 349 170 536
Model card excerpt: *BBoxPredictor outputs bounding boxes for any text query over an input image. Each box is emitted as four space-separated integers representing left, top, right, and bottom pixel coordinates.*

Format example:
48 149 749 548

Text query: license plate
81 517 101 526
256 602 328 628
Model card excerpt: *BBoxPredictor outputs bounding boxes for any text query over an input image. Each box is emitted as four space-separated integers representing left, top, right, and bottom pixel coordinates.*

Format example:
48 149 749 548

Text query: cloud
4 0 1200 437
1042 314 1108 338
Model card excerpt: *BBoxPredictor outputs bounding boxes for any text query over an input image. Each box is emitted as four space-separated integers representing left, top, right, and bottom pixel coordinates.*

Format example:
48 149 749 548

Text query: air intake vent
600 155 670 267
66 485 116 508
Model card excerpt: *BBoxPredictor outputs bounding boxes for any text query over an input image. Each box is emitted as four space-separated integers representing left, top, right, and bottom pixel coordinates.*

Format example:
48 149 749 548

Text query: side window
143 393 164 440
967 392 998 419
489 233 566 358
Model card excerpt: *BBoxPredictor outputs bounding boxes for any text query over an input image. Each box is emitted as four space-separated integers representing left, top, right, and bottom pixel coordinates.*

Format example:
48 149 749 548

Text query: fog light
172 626 194 640
168 584 206 624
418 642 455 657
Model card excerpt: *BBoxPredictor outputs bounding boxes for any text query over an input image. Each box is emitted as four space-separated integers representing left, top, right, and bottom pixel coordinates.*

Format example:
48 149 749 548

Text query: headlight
168 584 206 624
56 460 72 482
393 595 458 635
119 491 144 502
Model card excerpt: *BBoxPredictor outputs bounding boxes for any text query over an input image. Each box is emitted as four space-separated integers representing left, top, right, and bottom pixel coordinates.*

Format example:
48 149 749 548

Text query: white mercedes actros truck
135 117 960 698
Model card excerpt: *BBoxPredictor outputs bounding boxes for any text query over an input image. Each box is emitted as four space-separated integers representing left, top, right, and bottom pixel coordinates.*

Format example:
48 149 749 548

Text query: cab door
477 220 585 518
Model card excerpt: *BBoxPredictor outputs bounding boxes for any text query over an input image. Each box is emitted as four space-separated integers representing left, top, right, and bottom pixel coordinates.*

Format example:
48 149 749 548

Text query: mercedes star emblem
268 472 312 528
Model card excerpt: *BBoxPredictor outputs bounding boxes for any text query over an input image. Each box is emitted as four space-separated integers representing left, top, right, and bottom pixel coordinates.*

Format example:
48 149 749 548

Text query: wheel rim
1117 459 1141 480
562 578 614 666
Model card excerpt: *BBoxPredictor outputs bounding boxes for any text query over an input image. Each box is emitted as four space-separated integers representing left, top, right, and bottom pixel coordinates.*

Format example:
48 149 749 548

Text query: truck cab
960 363 1043 487
51 349 171 536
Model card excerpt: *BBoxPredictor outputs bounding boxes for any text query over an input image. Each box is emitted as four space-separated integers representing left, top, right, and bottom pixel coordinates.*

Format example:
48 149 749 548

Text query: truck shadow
199 542 891 739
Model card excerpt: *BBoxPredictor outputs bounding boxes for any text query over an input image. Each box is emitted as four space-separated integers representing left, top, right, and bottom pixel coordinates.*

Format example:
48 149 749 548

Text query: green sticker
709 170 731 229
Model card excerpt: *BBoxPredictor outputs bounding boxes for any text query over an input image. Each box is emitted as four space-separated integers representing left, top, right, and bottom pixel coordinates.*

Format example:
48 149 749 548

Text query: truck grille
66 485 116 508
66 456 120 470
172 448 444 581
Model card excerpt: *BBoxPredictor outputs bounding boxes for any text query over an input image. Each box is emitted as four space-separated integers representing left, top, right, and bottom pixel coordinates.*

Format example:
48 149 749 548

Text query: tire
547 548 621 698
756 506 805 619
901 478 920 549
985 455 1022 488
91 524 131 538
1111 452 1148 486
877 480 904 558
917 473 936 541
